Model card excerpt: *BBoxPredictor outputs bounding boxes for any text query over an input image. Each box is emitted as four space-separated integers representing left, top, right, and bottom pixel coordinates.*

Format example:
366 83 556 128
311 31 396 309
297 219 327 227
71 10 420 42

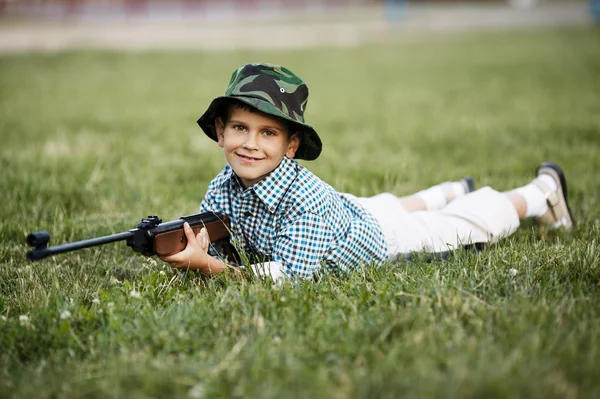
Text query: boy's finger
200 227 209 240
183 222 197 244
195 227 209 243
161 253 178 263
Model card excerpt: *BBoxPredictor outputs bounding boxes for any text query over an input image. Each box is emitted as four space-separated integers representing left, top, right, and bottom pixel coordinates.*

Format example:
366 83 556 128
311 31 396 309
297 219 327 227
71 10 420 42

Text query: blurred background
0 0 596 52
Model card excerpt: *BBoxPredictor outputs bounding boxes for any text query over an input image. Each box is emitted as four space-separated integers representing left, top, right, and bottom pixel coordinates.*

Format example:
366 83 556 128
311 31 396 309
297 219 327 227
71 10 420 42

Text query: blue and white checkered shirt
200 157 387 279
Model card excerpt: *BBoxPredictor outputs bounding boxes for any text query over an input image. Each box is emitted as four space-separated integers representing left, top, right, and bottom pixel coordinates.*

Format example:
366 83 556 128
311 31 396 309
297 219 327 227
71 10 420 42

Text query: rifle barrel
27 231 134 260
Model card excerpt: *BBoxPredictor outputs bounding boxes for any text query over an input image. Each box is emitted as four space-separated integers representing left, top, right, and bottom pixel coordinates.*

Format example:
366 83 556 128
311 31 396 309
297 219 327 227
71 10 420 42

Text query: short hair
216 99 301 140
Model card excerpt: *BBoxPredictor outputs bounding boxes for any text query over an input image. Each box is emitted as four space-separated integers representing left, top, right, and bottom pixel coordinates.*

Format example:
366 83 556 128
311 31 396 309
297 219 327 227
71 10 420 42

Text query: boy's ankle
417 177 476 210
509 163 574 230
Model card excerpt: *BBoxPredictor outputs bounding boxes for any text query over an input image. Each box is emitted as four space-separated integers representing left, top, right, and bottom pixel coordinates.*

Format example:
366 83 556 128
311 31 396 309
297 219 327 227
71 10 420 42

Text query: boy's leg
360 163 573 257
505 162 575 229
359 186 519 255
400 177 476 212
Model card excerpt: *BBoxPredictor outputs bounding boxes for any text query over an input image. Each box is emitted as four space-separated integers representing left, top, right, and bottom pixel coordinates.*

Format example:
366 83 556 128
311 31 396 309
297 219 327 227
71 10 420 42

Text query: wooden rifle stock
153 215 237 260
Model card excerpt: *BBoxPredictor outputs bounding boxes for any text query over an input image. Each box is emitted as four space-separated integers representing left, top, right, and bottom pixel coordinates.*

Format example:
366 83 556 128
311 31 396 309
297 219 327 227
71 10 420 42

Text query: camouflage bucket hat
197 63 322 161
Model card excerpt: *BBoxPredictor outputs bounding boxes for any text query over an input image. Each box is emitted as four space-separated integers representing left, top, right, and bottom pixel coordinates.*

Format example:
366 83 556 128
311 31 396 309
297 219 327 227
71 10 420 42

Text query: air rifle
26 212 238 262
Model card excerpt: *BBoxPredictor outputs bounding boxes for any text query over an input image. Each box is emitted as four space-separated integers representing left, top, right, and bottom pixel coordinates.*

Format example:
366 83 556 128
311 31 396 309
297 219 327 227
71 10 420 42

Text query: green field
1 27 599 398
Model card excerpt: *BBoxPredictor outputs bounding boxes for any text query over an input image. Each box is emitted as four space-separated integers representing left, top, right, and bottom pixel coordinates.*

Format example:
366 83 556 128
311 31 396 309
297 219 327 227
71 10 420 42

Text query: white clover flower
130 289 141 299
509 268 518 277
60 310 72 320
92 298 101 305
107 302 114 309
110 277 122 285
19 315 29 326
188 382 206 399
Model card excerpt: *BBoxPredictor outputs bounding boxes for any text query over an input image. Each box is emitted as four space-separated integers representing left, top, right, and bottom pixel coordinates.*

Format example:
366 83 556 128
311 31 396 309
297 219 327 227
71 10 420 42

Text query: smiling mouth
236 153 264 162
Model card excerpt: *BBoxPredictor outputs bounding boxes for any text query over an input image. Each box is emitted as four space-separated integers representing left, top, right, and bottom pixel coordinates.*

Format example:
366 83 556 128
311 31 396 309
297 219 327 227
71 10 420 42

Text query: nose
242 132 259 150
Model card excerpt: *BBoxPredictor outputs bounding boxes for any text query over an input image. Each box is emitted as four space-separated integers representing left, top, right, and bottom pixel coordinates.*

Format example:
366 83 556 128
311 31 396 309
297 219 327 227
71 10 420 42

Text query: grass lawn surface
1 27 599 398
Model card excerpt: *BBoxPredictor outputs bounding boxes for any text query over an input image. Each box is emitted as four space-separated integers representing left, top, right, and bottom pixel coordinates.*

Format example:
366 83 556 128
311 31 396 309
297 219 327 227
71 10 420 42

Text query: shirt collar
251 157 299 213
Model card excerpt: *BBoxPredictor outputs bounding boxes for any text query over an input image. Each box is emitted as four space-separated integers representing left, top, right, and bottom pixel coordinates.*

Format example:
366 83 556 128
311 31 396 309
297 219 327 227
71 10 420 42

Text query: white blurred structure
2 0 380 21
0 0 593 53
0 0 593 21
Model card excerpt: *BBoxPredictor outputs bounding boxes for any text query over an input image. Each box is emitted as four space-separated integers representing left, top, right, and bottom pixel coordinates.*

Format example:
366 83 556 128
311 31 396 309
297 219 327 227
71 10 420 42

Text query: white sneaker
533 163 575 230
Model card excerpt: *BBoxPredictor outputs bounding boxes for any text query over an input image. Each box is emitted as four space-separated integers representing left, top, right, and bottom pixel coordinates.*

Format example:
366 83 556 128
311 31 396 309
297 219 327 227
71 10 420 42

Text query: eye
262 130 276 137
232 124 246 132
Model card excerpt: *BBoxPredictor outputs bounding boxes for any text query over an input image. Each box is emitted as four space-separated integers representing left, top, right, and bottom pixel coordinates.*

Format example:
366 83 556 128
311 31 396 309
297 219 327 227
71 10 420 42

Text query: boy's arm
271 213 332 279
159 222 241 277
161 213 332 280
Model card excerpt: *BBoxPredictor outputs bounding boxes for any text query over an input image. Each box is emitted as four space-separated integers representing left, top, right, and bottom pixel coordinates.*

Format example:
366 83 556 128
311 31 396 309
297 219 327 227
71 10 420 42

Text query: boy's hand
159 222 210 270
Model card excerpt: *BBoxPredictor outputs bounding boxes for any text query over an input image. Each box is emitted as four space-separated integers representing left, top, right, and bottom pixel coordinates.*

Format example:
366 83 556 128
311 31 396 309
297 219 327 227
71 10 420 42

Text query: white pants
356 187 520 258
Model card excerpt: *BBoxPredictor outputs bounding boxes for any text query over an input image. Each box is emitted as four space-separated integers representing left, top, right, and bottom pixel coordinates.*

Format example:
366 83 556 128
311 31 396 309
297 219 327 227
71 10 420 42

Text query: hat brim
197 95 322 161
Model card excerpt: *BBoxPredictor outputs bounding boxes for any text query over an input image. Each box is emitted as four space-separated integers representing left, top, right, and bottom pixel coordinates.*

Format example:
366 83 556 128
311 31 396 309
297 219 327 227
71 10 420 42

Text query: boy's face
215 104 300 188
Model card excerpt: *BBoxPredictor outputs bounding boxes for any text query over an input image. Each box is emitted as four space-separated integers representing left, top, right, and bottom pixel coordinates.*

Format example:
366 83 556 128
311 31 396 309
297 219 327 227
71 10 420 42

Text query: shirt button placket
231 191 245 248
240 191 255 246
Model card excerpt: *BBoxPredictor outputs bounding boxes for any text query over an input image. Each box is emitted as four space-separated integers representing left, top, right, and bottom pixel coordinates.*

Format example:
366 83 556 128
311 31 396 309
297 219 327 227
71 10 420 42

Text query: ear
215 117 225 147
285 133 301 159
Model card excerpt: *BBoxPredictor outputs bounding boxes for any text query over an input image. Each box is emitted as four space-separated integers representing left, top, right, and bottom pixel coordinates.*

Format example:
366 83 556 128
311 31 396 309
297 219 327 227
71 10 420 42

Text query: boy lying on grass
159 63 574 281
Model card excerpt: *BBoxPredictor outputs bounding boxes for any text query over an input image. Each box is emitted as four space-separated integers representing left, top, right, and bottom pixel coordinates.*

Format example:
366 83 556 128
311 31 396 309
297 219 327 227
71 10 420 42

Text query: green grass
1 27 600 398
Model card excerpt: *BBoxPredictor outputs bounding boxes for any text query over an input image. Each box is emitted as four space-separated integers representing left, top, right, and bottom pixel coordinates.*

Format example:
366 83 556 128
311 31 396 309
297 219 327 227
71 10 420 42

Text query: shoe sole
536 162 576 229
462 176 476 193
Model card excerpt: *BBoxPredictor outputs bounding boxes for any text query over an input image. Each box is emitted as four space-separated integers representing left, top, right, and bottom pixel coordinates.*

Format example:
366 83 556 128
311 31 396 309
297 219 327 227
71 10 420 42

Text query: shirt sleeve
249 261 289 283
271 213 333 279
199 193 214 213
